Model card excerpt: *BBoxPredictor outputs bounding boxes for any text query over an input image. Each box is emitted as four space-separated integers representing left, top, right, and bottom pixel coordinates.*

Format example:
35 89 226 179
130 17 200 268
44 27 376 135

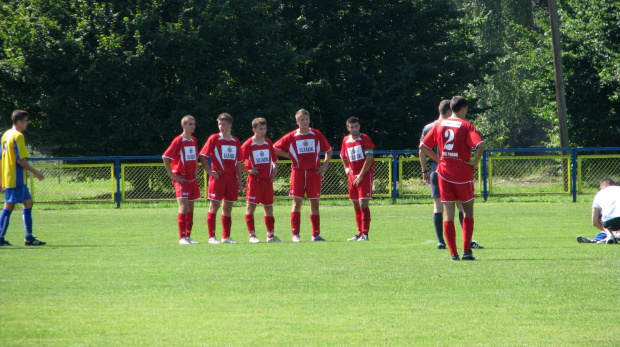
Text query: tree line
0 0 618 157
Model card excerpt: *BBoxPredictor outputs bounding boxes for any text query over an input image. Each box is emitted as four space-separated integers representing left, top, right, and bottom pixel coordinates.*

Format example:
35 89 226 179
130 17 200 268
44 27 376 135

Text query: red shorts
172 179 201 201
207 173 239 202
348 171 373 200
438 176 475 203
246 176 274 205
290 169 322 199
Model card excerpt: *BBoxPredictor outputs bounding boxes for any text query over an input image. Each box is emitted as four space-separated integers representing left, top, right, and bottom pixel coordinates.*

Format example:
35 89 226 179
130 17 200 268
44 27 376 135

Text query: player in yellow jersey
0 110 46 246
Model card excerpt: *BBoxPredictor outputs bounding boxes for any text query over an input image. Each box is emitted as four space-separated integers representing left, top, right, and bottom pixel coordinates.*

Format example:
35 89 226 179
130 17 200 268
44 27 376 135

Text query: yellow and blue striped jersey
1 128 29 188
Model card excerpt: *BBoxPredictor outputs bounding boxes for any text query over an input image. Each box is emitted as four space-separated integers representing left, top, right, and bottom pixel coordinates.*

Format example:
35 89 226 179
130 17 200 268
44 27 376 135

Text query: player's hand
353 174 363 186
171 174 184 183
248 168 259 175
467 161 479 171
238 180 243 192
422 171 430 183
344 168 350 175
34 172 45 181
0 186 4 193
317 164 327 175
210 171 220 180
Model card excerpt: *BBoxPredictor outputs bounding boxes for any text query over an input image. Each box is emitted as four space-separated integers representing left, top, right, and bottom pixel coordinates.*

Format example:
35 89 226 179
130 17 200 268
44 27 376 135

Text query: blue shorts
4 186 32 203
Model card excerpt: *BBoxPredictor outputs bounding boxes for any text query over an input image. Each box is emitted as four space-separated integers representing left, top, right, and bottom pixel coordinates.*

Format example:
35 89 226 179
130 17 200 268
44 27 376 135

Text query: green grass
1 202 618 346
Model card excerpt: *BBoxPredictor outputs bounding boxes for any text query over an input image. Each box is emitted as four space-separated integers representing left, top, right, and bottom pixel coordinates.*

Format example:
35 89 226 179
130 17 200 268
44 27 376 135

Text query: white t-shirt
592 186 620 222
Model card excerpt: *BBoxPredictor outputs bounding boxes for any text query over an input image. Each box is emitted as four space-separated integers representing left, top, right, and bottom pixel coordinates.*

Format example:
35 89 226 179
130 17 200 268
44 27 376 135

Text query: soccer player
589 178 620 244
199 113 243 244
163 115 200 245
419 100 484 250
341 117 375 241
0 110 46 246
238 117 281 243
419 96 485 261
273 109 333 242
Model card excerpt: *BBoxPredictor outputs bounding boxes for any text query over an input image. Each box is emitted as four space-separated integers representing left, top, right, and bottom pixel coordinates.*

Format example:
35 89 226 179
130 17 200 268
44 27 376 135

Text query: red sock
310 214 320 237
177 213 186 239
186 212 193 238
245 214 255 236
361 208 371 236
443 221 458 257
222 215 232 239
207 212 216 238
291 212 301 235
463 217 474 252
354 208 362 234
264 216 275 237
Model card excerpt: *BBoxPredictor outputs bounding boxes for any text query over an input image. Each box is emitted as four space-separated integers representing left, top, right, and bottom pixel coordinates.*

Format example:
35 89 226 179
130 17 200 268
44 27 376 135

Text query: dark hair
11 110 29 125
600 177 616 187
450 96 468 113
438 100 451 116
217 113 233 124
346 117 360 125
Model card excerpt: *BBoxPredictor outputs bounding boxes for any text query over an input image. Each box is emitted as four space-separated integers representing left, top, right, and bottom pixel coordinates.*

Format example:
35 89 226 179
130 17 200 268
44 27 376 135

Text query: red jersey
199 133 241 174
273 128 332 170
162 135 199 180
240 137 278 180
341 133 375 175
421 117 484 183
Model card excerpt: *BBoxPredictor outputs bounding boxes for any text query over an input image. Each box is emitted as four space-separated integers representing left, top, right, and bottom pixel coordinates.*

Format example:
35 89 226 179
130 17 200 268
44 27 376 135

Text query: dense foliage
0 0 618 155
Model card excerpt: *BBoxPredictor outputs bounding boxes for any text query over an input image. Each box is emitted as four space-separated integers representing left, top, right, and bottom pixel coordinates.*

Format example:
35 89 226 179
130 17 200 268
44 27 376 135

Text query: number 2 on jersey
443 129 455 150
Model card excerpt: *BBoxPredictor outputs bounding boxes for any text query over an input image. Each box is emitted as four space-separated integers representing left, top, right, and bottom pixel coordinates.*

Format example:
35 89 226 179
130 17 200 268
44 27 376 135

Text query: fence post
115 158 122 208
571 148 578 202
391 152 399 200
482 150 488 201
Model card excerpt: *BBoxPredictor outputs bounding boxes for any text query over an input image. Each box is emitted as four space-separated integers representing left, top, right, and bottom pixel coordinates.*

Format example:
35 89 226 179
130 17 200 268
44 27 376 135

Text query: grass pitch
0 202 618 346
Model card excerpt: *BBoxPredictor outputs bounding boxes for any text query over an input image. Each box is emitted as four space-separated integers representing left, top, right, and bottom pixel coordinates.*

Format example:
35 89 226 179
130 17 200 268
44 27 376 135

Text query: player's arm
236 160 244 191
17 158 44 181
353 151 373 186
0 156 3 193
419 149 431 183
270 161 278 183
162 157 183 182
592 208 605 232
468 142 486 170
318 147 333 175
274 148 290 159
199 155 219 179
419 144 440 164
341 155 350 175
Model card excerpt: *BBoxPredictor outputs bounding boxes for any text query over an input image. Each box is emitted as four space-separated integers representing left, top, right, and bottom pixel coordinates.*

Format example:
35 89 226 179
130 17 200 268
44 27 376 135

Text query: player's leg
263 204 280 242
184 181 201 243
246 202 259 242
177 197 190 244
221 200 235 243
291 197 303 242
456 201 464 227
358 198 370 241
442 201 459 259
460 182 476 260
430 171 446 248
0 200 17 246
207 199 221 242
309 198 324 240
21 187 44 246
207 175 222 243
348 199 362 241
307 170 324 241
290 170 303 242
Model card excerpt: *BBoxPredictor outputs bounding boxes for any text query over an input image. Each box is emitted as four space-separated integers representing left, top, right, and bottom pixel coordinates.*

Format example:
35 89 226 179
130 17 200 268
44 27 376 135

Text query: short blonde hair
294 109 309 120
181 115 194 125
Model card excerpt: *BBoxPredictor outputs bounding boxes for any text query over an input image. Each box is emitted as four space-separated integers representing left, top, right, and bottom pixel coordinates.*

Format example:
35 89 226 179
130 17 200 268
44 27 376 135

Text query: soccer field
0 202 618 346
